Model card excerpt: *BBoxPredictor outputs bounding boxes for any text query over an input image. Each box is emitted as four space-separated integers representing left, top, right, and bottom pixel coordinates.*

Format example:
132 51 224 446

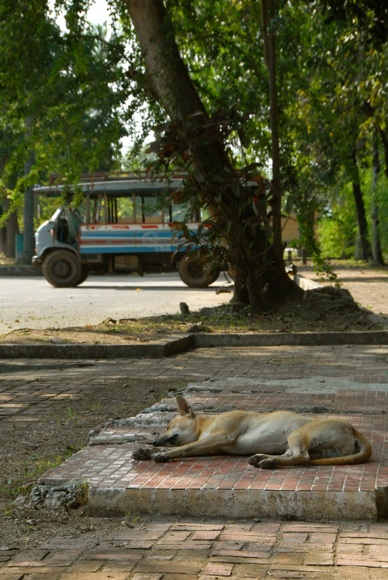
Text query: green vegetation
1 1 386 305
1 452 74 500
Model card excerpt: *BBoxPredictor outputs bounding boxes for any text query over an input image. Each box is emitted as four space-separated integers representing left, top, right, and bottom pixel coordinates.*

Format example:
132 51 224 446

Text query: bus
33 175 220 288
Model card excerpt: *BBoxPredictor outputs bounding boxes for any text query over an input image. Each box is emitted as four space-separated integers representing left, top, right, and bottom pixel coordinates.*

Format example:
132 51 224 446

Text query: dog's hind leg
250 420 372 468
248 432 311 469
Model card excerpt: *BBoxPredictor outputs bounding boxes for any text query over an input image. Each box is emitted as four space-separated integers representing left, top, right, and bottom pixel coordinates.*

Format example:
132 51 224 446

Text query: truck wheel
43 250 83 287
76 264 90 285
178 254 220 288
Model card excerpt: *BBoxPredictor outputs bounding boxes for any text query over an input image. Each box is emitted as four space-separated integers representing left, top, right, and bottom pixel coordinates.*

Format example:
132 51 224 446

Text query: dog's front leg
152 433 237 462
248 452 291 469
132 446 166 460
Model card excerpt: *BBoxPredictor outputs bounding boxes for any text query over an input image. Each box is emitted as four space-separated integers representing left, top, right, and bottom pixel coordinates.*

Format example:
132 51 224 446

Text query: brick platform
41 388 388 521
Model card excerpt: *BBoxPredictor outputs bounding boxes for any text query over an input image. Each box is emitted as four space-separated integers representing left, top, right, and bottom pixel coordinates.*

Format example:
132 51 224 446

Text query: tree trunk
22 149 36 264
0 197 19 259
125 0 303 310
0 136 19 259
296 200 319 257
350 151 372 262
371 136 385 265
261 0 283 265
379 128 388 177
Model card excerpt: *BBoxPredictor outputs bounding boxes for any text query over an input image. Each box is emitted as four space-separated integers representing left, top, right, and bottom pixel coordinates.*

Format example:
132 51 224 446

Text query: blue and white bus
33 175 220 288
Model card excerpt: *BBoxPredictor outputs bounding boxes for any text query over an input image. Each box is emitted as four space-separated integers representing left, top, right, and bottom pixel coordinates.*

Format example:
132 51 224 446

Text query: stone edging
0 331 387 359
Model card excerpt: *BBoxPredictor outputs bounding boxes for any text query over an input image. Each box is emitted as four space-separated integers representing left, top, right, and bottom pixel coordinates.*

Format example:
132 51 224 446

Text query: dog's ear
176 395 194 416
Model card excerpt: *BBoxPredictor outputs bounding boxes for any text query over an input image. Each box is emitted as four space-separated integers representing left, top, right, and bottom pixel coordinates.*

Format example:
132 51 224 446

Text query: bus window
127 194 165 224
171 203 201 222
171 203 187 222
143 195 164 223
90 196 104 223
117 195 135 223
107 196 118 223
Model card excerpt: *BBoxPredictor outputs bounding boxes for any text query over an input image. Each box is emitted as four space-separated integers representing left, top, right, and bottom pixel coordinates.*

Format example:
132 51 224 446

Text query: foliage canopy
1 0 387 273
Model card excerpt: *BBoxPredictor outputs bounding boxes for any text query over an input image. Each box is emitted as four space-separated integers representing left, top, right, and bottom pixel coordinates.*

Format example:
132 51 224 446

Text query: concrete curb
0 334 195 359
86 486 379 521
0 265 42 276
194 330 388 347
0 331 387 358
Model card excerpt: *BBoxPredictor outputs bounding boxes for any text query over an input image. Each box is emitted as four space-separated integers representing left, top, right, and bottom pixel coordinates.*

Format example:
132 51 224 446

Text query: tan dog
133 395 372 468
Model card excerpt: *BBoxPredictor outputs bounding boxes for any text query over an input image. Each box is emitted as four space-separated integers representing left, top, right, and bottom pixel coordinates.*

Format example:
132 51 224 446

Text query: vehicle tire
76 264 90 285
43 250 83 288
178 254 220 288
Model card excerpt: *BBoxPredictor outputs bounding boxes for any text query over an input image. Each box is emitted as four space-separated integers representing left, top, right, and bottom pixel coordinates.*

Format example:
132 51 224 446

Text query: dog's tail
310 429 372 466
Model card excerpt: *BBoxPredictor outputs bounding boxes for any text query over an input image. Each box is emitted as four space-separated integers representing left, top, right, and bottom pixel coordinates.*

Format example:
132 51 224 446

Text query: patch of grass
142 309 297 334
66 406 77 422
1 453 72 500
97 305 265 337
123 509 139 528
77 481 89 507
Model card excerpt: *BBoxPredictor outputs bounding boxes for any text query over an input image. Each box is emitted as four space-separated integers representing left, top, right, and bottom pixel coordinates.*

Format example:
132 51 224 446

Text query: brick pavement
1 344 388 578
2 519 388 579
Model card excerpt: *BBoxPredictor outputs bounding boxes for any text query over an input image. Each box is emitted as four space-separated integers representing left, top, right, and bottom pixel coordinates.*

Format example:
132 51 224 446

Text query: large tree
123 0 302 310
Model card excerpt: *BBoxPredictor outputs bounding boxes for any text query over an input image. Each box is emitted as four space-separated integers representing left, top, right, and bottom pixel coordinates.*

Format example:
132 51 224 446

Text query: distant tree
0 0 127 261
278 0 387 263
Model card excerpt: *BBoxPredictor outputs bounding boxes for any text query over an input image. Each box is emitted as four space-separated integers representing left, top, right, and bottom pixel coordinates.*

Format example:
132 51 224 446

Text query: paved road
1 266 386 334
0 273 232 333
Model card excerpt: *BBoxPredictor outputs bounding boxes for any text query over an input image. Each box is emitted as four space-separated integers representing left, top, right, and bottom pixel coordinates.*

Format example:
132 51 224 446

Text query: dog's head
153 395 198 447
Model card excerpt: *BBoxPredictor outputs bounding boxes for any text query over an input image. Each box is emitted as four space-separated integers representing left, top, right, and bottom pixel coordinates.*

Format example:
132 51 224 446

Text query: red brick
304 552 335 566
271 552 305 565
7 550 49 566
192 530 221 541
203 562 234 576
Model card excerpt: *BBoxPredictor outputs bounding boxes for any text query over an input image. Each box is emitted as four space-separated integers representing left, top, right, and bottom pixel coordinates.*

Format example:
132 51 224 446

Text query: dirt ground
0 265 387 550
300 265 387 318
0 377 180 550
1 266 387 346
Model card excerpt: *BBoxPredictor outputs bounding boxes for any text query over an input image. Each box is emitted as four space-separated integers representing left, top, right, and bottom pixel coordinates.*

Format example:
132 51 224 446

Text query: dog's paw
132 447 153 461
248 454 268 468
153 452 171 463
258 458 276 469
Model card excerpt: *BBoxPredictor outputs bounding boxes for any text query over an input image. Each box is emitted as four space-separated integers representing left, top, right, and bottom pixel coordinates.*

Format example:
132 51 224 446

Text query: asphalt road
0 273 232 333
1 266 386 334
